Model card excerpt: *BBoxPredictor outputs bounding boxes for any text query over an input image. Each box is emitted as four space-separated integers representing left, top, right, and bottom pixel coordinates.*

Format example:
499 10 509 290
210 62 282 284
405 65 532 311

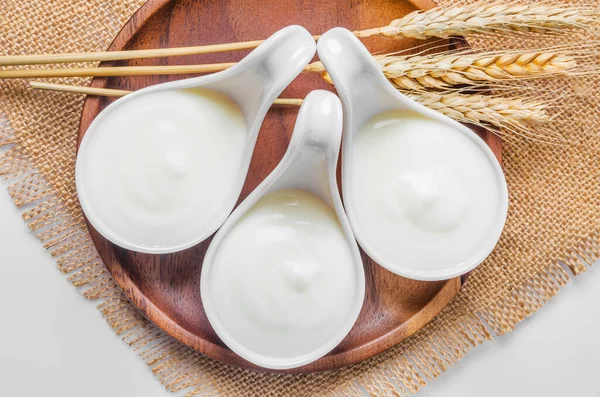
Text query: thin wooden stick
30 81 130 97
0 35 320 66
29 81 304 106
0 41 266 66
0 63 235 79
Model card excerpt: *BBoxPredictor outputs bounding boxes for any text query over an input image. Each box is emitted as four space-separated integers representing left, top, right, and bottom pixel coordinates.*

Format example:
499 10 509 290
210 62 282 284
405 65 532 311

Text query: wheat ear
409 91 558 144
411 91 548 125
376 51 577 90
354 3 598 40
308 50 578 90
309 58 553 139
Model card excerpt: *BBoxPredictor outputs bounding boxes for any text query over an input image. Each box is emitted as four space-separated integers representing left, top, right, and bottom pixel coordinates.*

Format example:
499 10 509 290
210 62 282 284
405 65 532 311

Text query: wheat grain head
354 2 599 40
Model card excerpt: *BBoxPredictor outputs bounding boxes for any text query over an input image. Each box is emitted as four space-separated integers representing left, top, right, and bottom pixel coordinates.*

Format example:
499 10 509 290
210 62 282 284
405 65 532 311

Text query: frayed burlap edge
1 122 597 396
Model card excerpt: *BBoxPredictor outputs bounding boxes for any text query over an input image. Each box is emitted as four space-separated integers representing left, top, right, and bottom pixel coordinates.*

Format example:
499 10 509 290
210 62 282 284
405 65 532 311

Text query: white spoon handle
267 91 342 206
209 25 316 125
317 28 400 127
292 90 342 155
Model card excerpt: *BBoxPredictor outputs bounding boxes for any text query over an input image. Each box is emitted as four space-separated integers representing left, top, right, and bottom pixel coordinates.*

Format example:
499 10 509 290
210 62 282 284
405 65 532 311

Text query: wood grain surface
77 0 502 373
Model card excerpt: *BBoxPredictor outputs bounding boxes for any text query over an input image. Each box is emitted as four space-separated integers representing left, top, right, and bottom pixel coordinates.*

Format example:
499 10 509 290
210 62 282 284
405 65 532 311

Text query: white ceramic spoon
201 90 365 370
317 28 508 281
76 25 316 254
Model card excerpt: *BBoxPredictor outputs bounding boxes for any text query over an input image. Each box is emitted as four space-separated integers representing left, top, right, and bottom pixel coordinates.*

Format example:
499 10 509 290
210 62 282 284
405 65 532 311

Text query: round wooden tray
78 0 502 373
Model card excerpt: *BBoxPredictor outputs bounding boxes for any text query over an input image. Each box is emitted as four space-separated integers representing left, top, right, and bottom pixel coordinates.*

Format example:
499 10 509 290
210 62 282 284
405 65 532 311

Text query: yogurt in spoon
208 188 357 356
317 28 508 281
353 110 502 272
76 26 316 253
81 88 246 249
201 91 365 370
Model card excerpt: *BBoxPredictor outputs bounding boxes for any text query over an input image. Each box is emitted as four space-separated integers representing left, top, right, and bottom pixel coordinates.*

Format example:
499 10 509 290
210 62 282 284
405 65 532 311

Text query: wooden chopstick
0 59 324 79
0 33 322 66
0 41 266 66
0 63 236 79
29 81 304 106
30 82 130 97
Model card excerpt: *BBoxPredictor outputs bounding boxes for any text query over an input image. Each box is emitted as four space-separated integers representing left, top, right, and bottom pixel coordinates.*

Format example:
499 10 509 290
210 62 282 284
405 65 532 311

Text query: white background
0 183 598 396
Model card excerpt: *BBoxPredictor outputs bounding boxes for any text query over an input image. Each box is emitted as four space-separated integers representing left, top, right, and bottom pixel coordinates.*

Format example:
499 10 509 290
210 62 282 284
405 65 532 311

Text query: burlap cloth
1 0 598 395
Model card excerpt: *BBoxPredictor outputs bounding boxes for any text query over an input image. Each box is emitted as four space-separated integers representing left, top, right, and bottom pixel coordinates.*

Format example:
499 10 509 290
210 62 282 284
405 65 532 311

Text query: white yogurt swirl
351 110 502 272
78 88 247 250
207 189 358 359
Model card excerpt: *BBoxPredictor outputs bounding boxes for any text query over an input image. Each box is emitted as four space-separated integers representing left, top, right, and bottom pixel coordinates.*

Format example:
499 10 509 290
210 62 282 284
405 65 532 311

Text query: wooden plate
78 0 502 373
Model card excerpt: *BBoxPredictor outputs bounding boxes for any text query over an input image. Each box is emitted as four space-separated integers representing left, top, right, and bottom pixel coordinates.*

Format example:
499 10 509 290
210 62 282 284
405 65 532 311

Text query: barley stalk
411 92 565 144
354 3 598 40
375 51 577 90
308 49 578 90
313 60 552 135
410 91 548 128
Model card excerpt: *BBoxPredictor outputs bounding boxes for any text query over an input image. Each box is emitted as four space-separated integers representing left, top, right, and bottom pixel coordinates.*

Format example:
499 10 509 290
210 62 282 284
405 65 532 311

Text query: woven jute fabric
1 0 598 395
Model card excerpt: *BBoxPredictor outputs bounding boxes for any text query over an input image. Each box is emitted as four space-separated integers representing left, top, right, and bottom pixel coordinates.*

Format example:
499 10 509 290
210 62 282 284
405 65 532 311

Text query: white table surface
1 182 598 396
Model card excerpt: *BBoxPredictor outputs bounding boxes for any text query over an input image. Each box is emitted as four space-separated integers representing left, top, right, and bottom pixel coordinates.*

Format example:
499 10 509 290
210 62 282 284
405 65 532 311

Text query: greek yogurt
76 88 247 252
205 188 358 364
350 110 506 276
